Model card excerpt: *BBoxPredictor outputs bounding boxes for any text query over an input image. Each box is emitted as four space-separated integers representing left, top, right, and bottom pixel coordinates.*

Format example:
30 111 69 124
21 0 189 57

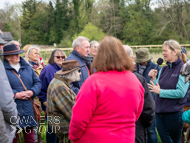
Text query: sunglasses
55 56 65 59
78 69 81 73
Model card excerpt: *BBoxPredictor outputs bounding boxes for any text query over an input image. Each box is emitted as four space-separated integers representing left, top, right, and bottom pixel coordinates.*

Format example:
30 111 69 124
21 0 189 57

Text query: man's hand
148 69 158 81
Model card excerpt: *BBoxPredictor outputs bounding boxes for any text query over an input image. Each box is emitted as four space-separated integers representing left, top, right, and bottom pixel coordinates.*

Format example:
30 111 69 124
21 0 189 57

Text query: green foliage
4 23 11 31
58 22 105 48
2 0 190 46
58 34 73 48
73 22 105 42
123 9 153 45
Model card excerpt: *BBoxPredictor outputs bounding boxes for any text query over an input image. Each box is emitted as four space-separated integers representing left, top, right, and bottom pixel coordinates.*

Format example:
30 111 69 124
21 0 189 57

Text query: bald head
123 45 134 61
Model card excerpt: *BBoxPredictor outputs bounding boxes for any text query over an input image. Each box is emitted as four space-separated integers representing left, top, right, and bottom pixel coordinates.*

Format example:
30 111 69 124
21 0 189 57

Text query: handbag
11 70 41 121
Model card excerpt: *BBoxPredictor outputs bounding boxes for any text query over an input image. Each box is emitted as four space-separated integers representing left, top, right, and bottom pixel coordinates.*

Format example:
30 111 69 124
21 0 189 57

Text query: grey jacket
0 60 18 143
0 107 8 143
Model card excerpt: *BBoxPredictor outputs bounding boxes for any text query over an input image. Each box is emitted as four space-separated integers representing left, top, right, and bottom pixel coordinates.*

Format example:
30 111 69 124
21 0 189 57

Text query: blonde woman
148 39 188 143
24 46 43 77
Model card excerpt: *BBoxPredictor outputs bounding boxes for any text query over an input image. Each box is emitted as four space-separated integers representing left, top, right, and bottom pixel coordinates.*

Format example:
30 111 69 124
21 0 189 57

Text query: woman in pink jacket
69 36 145 143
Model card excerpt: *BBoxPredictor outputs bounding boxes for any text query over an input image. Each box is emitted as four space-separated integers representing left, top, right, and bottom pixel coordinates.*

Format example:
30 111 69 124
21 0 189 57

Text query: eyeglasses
78 69 81 73
91 46 99 49
55 56 65 59
140 62 148 66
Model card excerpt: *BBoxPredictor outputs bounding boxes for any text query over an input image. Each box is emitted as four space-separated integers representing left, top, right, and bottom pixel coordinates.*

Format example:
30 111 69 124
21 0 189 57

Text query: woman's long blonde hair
163 39 187 63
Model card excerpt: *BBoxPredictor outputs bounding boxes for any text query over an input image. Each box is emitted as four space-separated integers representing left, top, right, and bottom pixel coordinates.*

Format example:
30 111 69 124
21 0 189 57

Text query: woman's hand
15 90 34 100
148 80 160 94
24 90 34 98
15 92 29 100
148 69 158 81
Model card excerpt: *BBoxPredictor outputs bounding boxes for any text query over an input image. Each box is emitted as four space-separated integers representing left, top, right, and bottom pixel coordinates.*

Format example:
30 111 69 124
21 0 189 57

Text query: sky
0 0 25 9
0 0 159 10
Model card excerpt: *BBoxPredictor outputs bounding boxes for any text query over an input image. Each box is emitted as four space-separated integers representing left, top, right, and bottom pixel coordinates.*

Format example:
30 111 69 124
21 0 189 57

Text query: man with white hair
123 45 155 143
9 40 21 50
66 36 90 94
123 45 134 61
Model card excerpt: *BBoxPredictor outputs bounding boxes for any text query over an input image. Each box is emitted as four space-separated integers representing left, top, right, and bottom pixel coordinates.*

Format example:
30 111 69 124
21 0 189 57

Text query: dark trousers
156 110 183 143
13 127 35 143
147 117 158 143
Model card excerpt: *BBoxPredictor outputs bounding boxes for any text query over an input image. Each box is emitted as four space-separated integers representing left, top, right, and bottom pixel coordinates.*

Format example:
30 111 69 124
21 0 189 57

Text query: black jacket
134 72 155 143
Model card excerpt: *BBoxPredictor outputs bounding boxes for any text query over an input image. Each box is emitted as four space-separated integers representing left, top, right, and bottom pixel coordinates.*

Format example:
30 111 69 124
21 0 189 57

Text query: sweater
69 70 144 143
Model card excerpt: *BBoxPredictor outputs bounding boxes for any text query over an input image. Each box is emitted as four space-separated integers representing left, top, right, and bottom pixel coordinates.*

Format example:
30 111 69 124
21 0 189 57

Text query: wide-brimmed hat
0 44 24 56
56 60 85 75
135 48 152 63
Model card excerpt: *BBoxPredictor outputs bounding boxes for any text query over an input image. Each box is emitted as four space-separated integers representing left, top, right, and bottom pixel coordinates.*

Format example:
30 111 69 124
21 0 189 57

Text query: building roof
0 37 7 45
0 32 14 42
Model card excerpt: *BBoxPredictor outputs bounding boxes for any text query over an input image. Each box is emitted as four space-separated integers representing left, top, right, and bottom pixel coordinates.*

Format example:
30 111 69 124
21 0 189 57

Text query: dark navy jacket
4 57 41 128
136 60 161 84
66 50 89 94
156 58 187 113
38 63 62 111
136 60 161 100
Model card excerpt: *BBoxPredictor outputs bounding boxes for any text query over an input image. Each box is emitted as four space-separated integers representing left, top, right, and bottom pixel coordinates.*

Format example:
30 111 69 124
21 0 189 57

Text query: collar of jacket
54 73 71 88
4 57 30 70
52 62 62 70
166 58 182 69
72 50 88 63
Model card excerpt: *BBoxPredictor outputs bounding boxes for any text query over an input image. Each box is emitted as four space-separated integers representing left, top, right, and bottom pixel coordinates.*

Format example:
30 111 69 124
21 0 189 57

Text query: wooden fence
130 44 190 49
40 44 190 64
40 44 190 52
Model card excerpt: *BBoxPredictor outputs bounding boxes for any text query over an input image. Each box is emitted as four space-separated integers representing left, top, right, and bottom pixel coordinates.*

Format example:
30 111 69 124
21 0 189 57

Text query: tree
99 1 123 36
74 22 105 42
151 0 190 43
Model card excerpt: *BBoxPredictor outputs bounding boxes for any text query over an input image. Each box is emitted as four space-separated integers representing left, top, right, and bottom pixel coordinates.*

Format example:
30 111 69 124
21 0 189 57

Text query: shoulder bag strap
11 70 34 104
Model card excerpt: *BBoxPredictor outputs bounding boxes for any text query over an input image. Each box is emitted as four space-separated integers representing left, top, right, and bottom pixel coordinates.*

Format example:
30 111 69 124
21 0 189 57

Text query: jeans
147 117 158 143
156 110 183 143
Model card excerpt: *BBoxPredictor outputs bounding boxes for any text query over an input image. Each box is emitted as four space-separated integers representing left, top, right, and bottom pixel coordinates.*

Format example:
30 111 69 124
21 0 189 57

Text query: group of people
0 36 190 143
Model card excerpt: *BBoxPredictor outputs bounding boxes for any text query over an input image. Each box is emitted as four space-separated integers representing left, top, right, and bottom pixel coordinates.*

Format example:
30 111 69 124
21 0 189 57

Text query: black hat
0 44 24 56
